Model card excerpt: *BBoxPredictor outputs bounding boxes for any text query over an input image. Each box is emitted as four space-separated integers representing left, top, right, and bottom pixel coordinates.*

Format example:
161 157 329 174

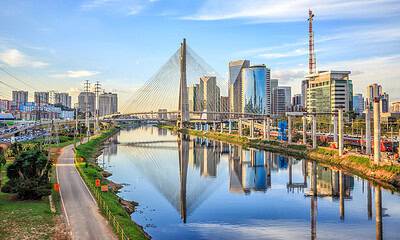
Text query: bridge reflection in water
100 126 391 240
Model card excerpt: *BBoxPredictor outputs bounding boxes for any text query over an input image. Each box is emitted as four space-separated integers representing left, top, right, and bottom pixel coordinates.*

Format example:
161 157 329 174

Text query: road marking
74 166 97 204
56 149 71 227
71 145 97 204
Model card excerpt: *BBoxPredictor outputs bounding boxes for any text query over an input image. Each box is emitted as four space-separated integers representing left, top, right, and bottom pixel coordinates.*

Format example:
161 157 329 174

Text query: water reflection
101 127 397 240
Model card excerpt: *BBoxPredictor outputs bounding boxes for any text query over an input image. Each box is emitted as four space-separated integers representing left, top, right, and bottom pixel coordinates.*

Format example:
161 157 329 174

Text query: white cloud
184 0 400 22
324 54 400 101
0 48 48 68
81 0 155 16
51 70 100 78
259 48 308 59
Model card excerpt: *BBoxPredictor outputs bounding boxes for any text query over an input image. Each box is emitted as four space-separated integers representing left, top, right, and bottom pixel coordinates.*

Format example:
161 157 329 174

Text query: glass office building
241 65 267 114
229 60 250 113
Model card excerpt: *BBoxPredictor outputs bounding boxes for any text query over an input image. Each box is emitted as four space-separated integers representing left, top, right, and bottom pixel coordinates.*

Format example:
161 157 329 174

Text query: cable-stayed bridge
111 38 287 134
121 39 226 115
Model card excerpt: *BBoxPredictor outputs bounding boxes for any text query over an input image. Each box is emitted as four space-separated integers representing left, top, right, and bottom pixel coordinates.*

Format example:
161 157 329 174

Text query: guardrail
91 183 129 240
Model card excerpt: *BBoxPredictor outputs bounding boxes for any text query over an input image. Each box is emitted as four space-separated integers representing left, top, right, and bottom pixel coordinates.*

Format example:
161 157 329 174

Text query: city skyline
0 0 399 107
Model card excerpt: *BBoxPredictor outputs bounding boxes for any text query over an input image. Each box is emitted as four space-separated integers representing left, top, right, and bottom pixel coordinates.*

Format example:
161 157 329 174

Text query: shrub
2 149 52 200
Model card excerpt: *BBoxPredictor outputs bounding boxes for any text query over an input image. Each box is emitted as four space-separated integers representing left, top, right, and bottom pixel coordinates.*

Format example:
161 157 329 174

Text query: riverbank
161 125 400 191
74 127 149 240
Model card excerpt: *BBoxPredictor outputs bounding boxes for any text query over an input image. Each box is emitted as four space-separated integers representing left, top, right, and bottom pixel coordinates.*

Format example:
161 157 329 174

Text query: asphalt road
56 144 117 240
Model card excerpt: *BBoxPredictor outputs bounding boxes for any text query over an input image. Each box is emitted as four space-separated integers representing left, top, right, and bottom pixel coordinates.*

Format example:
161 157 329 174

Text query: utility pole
74 103 78 149
84 80 91 141
94 81 101 134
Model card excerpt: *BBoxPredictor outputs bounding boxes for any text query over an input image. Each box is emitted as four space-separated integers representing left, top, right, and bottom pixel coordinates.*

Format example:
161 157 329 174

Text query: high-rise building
381 92 389 113
229 60 250 113
270 79 279 113
34 92 49 105
220 96 229 112
188 84 201 112
78 92 96 116
272 86 291 115
270 79 279 93
98 92 118 116
301 79 308 109
265 68 271 114
12 91 28 110
306 71 353 114
241 65 268 114
353 93 364 114
199 76 220 120
366 84 389 113
51 92 71 108
292 94 303 111
220 96 229 119
0 99 11 112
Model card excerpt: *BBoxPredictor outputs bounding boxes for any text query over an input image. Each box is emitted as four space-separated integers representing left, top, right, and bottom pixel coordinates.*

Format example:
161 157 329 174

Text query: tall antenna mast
308 9 316 74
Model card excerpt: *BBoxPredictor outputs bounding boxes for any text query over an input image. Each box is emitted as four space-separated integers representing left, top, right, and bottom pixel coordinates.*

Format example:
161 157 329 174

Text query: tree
6 142 23 158
1 149 52 200
0 148 5 187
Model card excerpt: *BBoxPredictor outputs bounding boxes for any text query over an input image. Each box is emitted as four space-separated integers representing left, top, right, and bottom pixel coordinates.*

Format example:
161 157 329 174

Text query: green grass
0 162 56 240
347 155 400 175
348 155 371 166
315 147 338 157
75 128 148 240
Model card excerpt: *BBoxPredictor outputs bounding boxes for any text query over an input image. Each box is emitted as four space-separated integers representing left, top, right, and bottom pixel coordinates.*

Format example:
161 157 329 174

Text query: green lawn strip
75 128 148 240
0 162 56 240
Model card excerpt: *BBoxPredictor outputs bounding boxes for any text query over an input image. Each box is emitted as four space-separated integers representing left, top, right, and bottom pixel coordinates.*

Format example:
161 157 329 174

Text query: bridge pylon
178 38 190 129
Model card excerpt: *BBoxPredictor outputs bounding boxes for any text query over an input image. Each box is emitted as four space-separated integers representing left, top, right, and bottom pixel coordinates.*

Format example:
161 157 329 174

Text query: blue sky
0 0 399 106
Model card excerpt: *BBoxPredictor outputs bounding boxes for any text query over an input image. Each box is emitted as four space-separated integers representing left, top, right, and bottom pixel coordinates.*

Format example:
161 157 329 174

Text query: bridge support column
302 115 307 145
288 116 292 144
365 103 372 155
338 108 344 156
334 113 338 146
206 123 209 132
239 119 243 137
312 114 317 149
250 119 255 138
228 119 232 134
263 118 267 139
213 121 216 132
373 98 381 164
220 122 223 133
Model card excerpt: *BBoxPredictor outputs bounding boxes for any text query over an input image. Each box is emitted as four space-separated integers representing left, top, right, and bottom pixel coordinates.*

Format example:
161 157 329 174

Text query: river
98 125 400 240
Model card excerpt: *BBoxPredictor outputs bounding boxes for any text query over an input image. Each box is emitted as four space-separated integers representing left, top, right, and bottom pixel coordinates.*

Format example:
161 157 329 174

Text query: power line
0 79 19 90
0 65 38 90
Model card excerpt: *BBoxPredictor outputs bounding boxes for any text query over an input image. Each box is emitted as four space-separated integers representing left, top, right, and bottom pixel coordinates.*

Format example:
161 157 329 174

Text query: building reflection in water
229 146 272 194
115 131 387 238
